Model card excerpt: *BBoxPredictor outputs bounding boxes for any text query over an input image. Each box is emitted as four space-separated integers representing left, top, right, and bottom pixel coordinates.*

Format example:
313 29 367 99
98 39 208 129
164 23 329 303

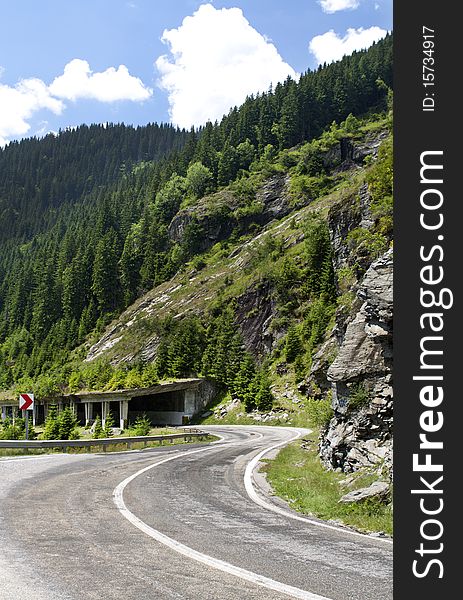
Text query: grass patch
263 433 392 536
0 448 49 458
194 390 313 428
0 428 217 457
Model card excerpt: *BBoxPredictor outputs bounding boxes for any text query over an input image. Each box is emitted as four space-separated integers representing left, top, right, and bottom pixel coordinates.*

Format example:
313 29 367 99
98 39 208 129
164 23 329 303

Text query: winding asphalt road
0 426 392 599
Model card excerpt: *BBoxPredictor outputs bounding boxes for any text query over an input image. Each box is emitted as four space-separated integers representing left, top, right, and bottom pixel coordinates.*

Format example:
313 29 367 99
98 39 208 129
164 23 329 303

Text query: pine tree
305 215 334 297
231 353 256 401
155 340 171 379
217 142 237 186
255 371 274 411
57 407 80 440
103 410 114 437
30 260 60 342
42 405 60 440
91 229 121 314
285 325 303 363
276 82 302 149
92 415 104 439
120 222 144 306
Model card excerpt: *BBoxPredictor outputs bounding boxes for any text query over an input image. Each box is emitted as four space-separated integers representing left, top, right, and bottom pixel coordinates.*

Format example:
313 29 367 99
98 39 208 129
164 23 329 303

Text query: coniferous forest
0 35 392 396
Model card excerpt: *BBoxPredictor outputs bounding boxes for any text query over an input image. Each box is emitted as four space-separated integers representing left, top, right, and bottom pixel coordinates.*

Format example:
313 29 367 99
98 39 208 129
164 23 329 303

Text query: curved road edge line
113 439 332 600
243 427 393 545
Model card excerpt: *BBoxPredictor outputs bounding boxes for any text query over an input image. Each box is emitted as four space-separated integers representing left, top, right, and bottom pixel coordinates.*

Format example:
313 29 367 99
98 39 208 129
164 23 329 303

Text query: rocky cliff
319 249 393 476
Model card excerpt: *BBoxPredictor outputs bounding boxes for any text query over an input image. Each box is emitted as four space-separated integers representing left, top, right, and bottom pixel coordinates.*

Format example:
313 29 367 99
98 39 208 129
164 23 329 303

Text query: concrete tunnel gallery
0 379 217 430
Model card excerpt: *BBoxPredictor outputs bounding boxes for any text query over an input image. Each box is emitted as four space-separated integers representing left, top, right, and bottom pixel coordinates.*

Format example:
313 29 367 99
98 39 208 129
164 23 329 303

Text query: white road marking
113 436 333 600
243 428 393 545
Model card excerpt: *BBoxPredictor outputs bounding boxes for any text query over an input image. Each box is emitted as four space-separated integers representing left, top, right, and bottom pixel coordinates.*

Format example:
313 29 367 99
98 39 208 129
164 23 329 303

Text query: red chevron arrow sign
19 393 34 411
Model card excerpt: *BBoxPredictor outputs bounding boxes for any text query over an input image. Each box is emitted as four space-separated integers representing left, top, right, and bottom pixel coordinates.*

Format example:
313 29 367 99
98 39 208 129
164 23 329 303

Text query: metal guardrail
0 429 209 453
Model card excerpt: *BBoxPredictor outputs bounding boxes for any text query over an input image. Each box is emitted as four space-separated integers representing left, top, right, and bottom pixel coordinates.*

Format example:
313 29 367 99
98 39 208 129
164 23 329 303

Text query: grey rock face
168 175 292 254
322 130 388 173
339 481 390 504
256 174 292 219
320 249 393 475
235 281 276 360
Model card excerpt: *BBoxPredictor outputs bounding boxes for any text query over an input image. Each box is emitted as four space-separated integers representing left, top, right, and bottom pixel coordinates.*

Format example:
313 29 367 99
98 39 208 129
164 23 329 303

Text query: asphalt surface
0 425 392 599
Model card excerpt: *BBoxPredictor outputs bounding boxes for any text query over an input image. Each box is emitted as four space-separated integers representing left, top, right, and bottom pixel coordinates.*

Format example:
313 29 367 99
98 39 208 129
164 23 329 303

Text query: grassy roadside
195 395 392 536
262 431 392 536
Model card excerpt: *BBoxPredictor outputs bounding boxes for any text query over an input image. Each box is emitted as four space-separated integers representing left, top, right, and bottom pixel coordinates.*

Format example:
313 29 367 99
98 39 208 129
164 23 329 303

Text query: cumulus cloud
0 60 152 145
309 26 387 65
155 3 297 128
49 59 152 102
319 0 360 13
0 76 64 146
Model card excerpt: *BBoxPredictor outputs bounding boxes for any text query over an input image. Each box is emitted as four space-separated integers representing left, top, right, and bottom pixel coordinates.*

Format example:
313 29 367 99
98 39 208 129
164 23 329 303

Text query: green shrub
230 174 257 202
124 368 145 389
348 383 370 410
186 162 213 199
104 367 128 391
0 416 36 440
306 395 334 428
347 227 388 261
233 201 264 220
130 414 151 436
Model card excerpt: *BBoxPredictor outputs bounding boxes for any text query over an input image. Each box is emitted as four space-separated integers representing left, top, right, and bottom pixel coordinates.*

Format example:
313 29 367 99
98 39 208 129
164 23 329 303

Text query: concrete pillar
1 405 6 421
101 401 109 427
120 400 128 430
184 389 196 417
84 402 93 427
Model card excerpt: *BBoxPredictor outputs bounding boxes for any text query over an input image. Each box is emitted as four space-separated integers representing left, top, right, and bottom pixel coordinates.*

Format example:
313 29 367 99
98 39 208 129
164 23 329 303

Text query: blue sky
0 0 392 145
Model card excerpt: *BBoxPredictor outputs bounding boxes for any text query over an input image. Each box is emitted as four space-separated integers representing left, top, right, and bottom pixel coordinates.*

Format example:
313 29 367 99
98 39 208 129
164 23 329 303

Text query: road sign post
23 409 28 440
19 393 34 440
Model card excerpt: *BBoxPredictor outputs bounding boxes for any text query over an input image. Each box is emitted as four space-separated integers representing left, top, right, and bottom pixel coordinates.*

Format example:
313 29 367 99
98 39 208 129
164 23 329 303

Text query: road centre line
113 434 333 600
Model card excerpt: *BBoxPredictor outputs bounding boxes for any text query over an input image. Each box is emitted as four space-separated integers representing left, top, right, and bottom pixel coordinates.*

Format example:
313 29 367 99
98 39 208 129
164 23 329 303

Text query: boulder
339 481 390 504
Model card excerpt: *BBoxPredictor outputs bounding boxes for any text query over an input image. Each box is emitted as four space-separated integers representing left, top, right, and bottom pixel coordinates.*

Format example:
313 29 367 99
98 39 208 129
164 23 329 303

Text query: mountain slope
0 39 393 476
66 114 393 474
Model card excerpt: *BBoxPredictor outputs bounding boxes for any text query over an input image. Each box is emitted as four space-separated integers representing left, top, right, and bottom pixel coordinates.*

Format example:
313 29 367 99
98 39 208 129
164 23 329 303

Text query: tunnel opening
128 391 185 426
108 401 121 426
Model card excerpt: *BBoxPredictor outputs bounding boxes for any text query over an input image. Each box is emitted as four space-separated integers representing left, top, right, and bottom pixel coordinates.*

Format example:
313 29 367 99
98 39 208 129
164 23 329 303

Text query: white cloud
155 3 297 128
0 60 152 145
49 59 152 102
319 0 360 13
0 76 64 146
309 26 387 65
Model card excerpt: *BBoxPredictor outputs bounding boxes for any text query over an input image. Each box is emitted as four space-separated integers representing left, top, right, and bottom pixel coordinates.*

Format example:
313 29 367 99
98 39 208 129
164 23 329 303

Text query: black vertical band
394 2 461 597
